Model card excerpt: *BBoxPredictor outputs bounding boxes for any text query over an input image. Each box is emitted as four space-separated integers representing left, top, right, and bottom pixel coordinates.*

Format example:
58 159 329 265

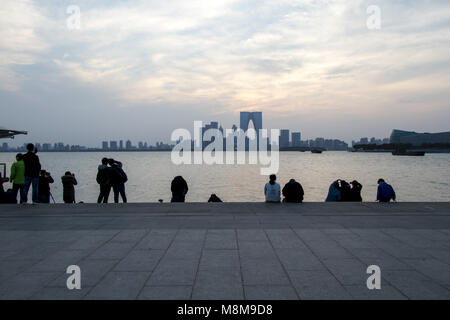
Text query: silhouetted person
61 171 77 203
264 174 280 203
97 158 111 203
208 194 222 202
0 173 16 204
10 153 25 203
349 180 363 202
171 176 188 202
282 179 304 203
377 179 396 202
108 159 127 203
338 180 352 201
326 180 341 202
38 170 54 203
23 143 41 203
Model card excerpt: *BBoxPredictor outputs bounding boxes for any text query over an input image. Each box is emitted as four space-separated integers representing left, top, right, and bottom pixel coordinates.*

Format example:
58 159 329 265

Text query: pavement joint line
137 228 182 298
81 228 151 299
235 229 246 300
189 229 209 300
264 228 301 300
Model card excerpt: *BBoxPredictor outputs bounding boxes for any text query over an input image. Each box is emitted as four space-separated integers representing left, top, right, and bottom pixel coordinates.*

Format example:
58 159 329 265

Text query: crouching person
62 171 77 203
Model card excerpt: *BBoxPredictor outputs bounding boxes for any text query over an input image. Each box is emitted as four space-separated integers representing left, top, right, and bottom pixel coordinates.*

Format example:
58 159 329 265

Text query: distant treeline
354 143 450 150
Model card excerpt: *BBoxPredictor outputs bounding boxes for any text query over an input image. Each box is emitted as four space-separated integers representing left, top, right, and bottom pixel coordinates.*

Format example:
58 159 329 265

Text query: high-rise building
125 140 132 150
119 140 123 150
279 129 290 148
292 132 301 147
102 141 108 150
110 141 118 150
240 112 262 132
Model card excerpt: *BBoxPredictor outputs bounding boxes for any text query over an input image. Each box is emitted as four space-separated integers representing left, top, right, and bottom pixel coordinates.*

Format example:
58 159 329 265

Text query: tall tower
240 112 262 132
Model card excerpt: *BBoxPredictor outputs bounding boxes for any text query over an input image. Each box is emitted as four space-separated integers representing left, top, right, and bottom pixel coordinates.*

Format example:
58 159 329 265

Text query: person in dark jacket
97 158 111 203
377 179 396 202
61 171 77 203
349 180 363 202
171 176 188 202
22 143 41 203
338 180 352 201
108 159 127 203
38 170 54 203
282 179 304 203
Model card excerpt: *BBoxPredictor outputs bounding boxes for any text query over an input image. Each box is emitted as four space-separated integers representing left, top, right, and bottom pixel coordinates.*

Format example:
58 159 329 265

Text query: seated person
282 179 304 203
171 176 188 202
264 174 281 203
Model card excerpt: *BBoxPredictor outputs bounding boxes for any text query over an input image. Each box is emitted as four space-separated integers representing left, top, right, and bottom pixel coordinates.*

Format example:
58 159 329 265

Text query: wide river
0 151 449 203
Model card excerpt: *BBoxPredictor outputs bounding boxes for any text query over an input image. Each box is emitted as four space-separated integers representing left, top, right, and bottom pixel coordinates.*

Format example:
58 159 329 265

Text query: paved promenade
0 202 450 300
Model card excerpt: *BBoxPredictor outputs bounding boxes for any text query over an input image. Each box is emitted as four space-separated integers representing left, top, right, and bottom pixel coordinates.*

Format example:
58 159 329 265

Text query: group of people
1 143 397 204
0 144 78 204
264 175 305 203
96 157 128 203
261 175 396 203
325 179 363 202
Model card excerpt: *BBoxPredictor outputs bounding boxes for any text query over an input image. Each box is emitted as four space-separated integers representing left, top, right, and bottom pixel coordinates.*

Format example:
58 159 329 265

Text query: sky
1 0 450 147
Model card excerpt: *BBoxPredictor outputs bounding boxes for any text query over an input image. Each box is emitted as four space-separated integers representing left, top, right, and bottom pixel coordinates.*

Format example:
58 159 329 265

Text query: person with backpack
171 176 188 202
10 153 26 203
282 179 304 203
108 158 127 203
97 157 111 203
61 171 78 203
264 174 281 203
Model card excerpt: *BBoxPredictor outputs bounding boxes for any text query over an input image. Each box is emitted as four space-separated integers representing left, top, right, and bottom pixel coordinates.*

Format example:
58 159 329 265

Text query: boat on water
392 151 425 156
311 149 323 154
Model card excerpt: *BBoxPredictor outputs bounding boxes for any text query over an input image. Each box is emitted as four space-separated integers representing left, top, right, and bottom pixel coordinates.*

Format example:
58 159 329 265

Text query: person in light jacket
264 174 281 203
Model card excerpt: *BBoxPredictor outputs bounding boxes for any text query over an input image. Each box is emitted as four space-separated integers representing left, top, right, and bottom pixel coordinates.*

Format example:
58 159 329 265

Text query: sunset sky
1 0 450 146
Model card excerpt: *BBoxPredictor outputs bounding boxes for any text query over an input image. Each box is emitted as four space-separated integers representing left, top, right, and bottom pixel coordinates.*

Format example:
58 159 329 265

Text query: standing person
61 171 77 203
349 180 363 202
171 176 188 202
38 170 54 203
264 174 281 203
10 153 26 203
377 179 396 202
108 159 127 203
23 143 41 204
97 158 111 203
282 179 304 203
325 180 341 202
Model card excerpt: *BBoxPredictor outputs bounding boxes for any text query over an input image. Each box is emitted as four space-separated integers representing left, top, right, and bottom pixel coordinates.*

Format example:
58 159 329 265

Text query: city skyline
2 1 450 148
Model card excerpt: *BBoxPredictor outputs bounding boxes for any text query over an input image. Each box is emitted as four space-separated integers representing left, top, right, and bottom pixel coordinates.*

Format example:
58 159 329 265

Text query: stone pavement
0 202 449 300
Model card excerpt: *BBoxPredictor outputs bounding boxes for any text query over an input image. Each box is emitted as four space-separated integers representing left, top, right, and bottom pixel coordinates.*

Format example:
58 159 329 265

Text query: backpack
116 167 128 184
96 169 108 185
